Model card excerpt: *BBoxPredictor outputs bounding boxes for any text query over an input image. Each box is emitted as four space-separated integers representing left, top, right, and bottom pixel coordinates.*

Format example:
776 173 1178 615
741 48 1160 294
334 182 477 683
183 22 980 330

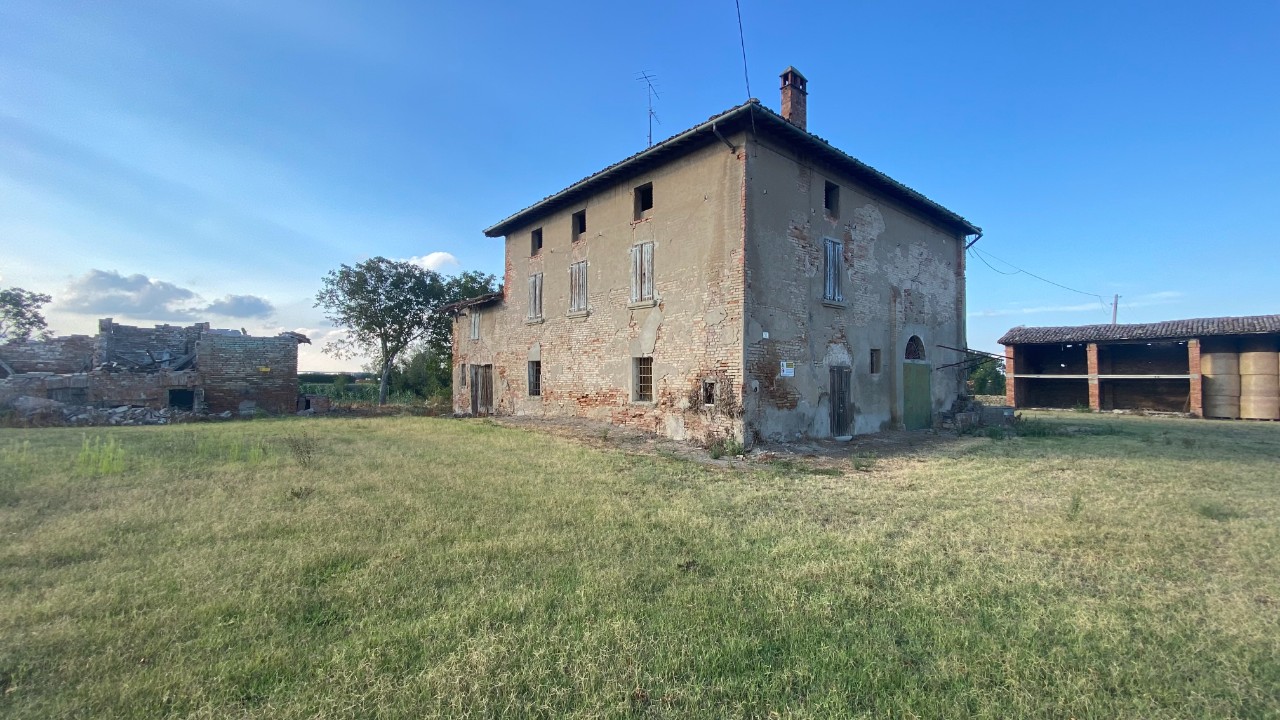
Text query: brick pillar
1087 342 1101 411
1004 345 1017 407
1188 338 1203 417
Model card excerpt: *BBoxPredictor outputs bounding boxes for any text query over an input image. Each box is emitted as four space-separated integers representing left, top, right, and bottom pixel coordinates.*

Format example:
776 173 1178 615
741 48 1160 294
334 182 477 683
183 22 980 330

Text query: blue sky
2 0 1277 370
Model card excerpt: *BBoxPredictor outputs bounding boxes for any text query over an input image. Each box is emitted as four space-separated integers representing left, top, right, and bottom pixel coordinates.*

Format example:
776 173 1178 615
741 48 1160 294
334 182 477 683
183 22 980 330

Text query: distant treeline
298 372 375 384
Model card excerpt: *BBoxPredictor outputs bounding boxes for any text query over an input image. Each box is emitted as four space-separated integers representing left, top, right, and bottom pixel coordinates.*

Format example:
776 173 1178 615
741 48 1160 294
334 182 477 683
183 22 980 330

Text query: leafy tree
377 271 498 402
0 287 52 344
968 357 1006 396
315 258 449 405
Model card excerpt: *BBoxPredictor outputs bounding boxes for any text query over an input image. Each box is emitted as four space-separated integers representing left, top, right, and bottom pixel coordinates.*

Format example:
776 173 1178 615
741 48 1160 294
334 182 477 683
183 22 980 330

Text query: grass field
1 412 1277 718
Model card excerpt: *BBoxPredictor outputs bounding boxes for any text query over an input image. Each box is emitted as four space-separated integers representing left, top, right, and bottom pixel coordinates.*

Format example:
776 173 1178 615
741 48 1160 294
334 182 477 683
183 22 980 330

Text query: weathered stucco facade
453 69 979 446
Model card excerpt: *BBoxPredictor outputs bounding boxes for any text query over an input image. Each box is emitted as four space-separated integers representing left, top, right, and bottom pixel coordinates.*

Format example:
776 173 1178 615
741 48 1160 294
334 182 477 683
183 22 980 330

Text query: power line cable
734 0 751 99
969 246 1111 315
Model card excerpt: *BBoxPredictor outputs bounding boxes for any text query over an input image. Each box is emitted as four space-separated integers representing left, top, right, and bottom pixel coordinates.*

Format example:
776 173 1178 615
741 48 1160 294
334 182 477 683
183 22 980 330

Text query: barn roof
999 314 1280 345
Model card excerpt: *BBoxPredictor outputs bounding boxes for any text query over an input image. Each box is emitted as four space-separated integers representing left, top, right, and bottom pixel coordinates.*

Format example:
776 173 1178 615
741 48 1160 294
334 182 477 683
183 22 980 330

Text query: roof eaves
484 100 981 239
483 101 758 238
441 291 503 316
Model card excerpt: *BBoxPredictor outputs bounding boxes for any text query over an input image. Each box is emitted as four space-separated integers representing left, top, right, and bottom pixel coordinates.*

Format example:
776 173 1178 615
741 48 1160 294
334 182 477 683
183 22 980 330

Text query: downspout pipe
964 230 983 249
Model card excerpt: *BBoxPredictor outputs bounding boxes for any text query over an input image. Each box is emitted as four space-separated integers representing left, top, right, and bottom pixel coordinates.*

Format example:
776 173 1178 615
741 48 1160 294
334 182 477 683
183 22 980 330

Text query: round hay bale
1204 395 1240 419
1240 374 1280 396
1200 352 1239 375
1240 396 1280 420
1202 374 1241 396
1239 351 1279 375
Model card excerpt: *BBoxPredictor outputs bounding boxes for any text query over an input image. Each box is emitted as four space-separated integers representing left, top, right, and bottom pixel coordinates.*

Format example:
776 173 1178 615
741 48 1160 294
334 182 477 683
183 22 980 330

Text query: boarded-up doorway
470 364 493 416
903 335 931 430
830 366 852 436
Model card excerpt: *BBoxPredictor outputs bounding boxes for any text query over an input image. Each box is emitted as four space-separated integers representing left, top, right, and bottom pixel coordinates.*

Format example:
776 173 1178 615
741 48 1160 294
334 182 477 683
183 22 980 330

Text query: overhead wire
967 246 1111 314
734 0 751 100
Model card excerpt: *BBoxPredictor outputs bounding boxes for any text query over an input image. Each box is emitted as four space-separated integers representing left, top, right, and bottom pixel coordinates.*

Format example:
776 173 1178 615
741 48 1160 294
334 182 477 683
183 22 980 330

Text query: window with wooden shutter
823 238 843 302
630 242 654 303
527 273 543 320
469 311 479 340
569 261 588 313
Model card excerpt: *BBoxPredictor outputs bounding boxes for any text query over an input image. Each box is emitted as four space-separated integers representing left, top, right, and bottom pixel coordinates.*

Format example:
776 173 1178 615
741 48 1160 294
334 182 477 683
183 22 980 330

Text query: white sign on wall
780 361 795 377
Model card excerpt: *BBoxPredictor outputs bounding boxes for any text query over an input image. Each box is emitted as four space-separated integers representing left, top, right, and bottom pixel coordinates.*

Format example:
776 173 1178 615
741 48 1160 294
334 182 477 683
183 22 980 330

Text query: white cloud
205 294 275 318
57 269 274 321
404 251 459 272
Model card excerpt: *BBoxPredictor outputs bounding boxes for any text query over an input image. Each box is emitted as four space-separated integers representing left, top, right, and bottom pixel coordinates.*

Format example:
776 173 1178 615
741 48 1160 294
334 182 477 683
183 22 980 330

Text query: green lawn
1 413 1277 718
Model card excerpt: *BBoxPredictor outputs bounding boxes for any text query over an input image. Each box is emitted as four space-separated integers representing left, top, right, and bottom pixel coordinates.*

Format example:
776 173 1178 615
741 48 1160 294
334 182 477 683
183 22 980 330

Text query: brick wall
96 319 206 367
198 335 299 414
0 335 95 374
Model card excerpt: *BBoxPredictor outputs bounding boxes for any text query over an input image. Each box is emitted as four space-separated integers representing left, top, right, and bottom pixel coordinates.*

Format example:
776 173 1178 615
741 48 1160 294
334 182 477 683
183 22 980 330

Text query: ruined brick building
452 68 981 444
0 318 305 414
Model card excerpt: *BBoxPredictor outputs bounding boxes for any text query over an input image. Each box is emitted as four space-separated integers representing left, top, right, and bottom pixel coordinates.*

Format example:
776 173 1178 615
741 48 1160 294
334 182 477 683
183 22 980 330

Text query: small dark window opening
460 363 467 387
528 360 541 397
634 182 654 220
572 210 587 241
869 349 882 374
168 388 195 411
824 181 839 217
905 336 926 360
531 227 543 255
702 379 716 406
634 357 653 402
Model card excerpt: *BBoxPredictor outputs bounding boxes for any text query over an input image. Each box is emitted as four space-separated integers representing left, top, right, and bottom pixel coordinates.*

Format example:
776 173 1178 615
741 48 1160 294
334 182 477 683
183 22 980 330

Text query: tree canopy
315 258 497 405
0 287 52 344
968 356 1006 396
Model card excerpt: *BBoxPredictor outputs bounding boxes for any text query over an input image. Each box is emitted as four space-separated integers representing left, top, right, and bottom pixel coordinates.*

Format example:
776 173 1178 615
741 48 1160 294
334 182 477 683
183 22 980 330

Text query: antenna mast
636 71 660 147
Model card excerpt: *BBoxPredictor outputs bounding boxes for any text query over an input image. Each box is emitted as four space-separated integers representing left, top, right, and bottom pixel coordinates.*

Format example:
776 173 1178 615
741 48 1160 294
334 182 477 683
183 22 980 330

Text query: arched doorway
903 336 932 430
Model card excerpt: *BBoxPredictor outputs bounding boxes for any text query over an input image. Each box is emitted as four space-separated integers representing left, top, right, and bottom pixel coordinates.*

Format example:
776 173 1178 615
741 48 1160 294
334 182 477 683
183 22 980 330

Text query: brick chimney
780 66 808 130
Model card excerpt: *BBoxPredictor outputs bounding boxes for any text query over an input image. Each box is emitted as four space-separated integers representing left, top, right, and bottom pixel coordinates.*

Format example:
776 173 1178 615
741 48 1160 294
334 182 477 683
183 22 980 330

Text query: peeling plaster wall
454 136 748 442
742 136 968 441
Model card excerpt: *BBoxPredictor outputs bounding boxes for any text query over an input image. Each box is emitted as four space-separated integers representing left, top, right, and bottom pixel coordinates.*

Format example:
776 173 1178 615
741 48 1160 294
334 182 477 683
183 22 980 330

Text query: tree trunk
379 359 392 405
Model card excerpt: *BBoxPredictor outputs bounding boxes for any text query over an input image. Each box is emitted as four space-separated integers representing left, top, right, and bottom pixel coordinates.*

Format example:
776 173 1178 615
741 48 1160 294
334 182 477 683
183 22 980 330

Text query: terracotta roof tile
999 314 1280 345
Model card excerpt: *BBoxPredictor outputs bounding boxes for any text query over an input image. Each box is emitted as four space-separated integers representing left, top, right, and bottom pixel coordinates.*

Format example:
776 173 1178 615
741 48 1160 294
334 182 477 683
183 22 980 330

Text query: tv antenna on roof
636 71 661 147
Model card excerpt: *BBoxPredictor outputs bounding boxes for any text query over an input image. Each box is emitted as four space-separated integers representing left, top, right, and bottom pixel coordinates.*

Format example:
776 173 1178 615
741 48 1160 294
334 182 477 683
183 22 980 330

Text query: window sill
524 317 545 325
628 298 657 310
820 299 847 309
566 309 589 319
630 399 655 406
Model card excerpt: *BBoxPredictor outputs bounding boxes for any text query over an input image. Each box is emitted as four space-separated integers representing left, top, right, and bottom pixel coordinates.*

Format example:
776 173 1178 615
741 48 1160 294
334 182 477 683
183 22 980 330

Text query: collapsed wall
0 319 301 415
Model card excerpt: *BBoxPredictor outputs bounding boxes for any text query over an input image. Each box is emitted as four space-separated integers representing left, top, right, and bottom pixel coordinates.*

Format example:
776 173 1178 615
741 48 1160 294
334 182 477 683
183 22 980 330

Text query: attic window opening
572 210 587 241
634 182 654 220
824 181 839 217
531 227 543 256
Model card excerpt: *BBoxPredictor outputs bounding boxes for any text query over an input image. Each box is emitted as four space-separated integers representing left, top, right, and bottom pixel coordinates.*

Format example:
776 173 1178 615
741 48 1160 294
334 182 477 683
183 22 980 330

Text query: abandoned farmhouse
0 318 307 415
1001 314 1280 419
452 68 981 444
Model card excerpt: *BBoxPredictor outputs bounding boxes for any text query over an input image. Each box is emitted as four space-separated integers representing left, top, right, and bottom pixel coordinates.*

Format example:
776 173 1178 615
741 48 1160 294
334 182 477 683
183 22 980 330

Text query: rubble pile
2 396 233 427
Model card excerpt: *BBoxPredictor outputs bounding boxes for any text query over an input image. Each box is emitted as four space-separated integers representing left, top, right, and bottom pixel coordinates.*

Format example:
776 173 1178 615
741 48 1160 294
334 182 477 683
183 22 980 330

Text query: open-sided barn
1000 314 1280 419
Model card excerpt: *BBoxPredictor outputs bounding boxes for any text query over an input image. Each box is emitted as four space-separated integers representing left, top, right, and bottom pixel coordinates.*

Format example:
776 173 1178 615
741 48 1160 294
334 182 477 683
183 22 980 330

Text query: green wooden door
903 363 932 430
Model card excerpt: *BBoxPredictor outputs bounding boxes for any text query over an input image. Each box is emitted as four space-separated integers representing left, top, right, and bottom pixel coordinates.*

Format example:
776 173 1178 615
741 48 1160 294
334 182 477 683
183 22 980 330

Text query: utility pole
1111 294 1120 325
